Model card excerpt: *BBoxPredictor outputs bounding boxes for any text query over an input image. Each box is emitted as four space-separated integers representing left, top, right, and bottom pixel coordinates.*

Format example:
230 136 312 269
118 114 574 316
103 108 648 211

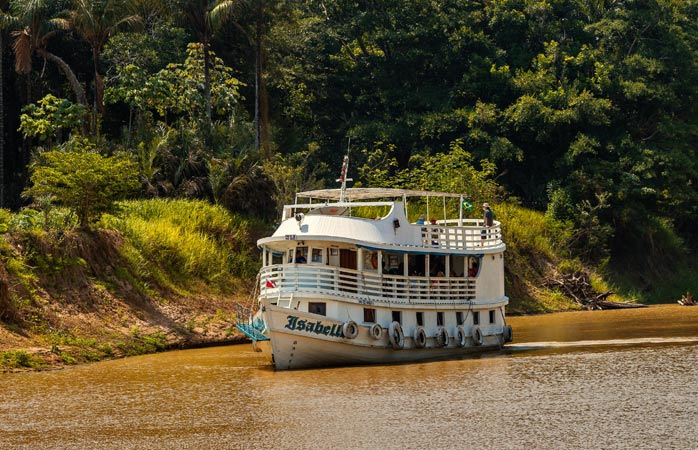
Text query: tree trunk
0 33 4 208
256 0 271 159
202 40 212 129
93 48 105 115
37 49 87 106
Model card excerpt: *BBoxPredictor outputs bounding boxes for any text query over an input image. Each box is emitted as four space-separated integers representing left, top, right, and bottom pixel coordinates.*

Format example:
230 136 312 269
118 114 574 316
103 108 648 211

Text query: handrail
259 264 477 305
418 221 502 250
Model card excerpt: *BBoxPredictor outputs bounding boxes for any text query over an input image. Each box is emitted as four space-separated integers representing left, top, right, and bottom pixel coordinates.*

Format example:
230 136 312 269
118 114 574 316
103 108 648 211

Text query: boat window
408 254 425 276
473 311 480 325
416 312 424 326
391 311 402 324
456 312 464 325
309 302 326 316
363 308 376 323
489 310 496 324
295 246 308 263
437 311 444 326
271 254 283 265
449 255 465 277
430 255 445 277
383 252 403 275
468 257 480 277
364 251 380 272
311 248 323 263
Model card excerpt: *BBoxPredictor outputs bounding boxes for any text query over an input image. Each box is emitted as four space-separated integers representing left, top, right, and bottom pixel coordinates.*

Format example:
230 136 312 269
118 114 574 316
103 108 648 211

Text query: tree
18 94 87 147
25 139 140 228
174 0 239 128
10 0 87 105
70 0 141 131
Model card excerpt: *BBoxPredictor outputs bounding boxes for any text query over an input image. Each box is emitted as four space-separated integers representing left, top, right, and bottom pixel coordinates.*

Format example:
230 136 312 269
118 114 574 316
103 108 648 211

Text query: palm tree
70 0 141 131
10 0 86 105
175 0 239 128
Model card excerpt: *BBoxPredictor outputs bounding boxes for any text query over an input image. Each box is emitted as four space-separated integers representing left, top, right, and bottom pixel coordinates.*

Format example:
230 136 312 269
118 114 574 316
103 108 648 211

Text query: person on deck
295 250 307 264
482 203 493 244
468 261 479 277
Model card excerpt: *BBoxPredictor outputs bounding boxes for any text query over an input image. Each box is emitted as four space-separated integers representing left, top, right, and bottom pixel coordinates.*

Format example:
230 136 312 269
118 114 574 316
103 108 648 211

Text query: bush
25 143 140 228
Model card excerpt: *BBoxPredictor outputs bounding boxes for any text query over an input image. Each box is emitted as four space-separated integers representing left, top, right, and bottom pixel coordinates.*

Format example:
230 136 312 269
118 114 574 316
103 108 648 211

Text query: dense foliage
0 0 695 295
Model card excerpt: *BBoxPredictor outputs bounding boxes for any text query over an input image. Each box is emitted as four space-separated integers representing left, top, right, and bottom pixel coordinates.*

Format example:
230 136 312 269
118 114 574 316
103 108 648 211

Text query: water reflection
2 305 697 449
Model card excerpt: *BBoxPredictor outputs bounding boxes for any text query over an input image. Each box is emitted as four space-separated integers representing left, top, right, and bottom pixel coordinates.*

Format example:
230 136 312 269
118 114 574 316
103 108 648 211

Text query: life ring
343 320 359 339
456 325 467 347
503 324 513 343
471 326 483 346
413 326 427 348
389 321 404 349
370 323 383 340
371 252 378 269
436 327 449 347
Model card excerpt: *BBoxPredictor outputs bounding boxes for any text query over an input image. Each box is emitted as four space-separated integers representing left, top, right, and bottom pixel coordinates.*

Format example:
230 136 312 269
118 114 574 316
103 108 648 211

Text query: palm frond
0 12 20 31
11 28 32 74
45 17 70 31
209 0 241 30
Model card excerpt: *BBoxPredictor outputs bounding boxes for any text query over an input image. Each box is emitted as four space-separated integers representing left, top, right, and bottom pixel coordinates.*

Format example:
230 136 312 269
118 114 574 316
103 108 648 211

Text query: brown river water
2 305 698 449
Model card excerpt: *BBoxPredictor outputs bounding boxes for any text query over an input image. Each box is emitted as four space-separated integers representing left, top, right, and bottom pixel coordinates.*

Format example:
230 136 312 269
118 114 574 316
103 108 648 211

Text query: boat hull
258 305 505 370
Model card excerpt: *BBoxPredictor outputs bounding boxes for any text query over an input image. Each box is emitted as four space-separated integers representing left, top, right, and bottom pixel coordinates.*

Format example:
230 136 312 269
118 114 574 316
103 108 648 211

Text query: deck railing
418 219 502 250
260 264 476 305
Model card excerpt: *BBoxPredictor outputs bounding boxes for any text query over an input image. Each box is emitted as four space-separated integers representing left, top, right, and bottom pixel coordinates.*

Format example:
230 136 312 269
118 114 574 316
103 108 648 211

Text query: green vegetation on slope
0 199 258 371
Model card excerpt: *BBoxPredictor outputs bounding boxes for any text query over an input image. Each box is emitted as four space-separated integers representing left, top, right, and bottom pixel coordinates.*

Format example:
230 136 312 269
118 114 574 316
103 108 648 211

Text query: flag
265 279 277 288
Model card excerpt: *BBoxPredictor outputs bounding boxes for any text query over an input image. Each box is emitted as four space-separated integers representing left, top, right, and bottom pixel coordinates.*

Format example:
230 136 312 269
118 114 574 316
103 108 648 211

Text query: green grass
102 199 258 291
0 350 47 370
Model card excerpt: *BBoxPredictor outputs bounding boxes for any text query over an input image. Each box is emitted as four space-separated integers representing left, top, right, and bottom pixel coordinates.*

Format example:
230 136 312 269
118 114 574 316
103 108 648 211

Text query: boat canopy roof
297 188 465 202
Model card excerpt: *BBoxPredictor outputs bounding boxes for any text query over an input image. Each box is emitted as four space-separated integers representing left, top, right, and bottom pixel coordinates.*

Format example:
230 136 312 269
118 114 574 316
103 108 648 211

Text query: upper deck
258 188 504 253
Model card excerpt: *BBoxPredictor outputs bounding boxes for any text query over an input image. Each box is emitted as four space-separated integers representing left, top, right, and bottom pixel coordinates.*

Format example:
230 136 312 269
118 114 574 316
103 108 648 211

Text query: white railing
418 219 502 250
260 264 476 305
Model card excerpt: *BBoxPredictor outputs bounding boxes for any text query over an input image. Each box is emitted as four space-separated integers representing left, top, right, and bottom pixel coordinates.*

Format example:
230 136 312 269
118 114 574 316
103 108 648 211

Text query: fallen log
595 300 648 309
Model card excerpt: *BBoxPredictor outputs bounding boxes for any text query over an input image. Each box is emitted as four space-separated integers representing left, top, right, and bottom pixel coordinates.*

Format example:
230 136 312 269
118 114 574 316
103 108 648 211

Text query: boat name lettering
284 315 344 337
358 299 374 305
285 235 296 240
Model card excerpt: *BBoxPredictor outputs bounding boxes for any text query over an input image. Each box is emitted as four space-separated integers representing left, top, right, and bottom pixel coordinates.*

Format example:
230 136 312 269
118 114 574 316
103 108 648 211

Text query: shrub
25 144 140 228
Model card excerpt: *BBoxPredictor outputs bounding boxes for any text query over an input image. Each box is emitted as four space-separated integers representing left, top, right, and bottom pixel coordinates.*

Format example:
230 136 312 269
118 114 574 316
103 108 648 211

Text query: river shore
0 285 253 372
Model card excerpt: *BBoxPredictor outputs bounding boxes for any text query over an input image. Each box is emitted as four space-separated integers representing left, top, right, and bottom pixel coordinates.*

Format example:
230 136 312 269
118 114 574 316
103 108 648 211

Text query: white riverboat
237 160 512 370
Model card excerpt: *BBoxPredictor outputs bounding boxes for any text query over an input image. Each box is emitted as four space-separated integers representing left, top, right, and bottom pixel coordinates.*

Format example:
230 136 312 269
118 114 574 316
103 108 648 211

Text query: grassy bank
0 199 265 371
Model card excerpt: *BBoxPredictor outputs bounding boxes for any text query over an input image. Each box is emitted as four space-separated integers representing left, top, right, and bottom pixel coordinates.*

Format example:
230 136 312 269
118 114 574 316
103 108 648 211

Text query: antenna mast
336 138 353 203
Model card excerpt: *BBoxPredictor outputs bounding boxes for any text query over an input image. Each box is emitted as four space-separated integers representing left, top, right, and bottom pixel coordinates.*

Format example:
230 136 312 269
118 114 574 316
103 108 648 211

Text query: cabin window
468 258 480 277
311 248 323 263
363 251 380 271
294 246 308 263
391 310 402 324
408 254 425 276
309 302 326 316
437 311 444 326
430 255 445 277
271 254 283 265
489 310 496 324
364 308 376 323
449 255 465 277
416 312 424 326
473 311 480 325
456 312 464 325
383 253 403 275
